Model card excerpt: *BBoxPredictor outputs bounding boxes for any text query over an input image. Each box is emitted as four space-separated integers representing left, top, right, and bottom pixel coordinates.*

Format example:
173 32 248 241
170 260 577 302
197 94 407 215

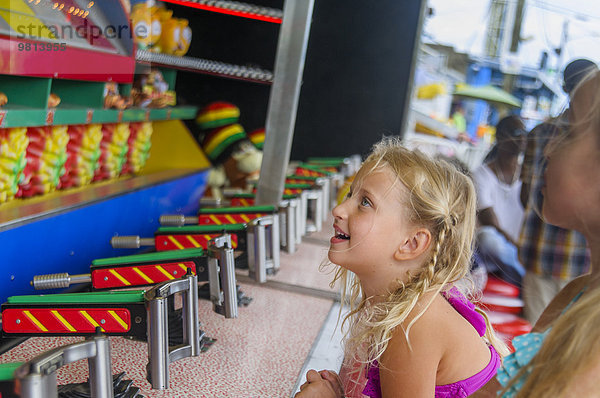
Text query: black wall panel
171 1 424 160
291 0 425 160
172 1 281 135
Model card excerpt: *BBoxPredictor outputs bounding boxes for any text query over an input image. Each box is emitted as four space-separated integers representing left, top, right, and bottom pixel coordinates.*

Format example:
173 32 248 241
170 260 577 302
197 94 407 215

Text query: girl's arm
379 314 442 397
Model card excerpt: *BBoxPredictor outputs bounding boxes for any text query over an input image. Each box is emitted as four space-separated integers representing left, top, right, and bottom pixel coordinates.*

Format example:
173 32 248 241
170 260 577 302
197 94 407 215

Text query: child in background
296 138 508 398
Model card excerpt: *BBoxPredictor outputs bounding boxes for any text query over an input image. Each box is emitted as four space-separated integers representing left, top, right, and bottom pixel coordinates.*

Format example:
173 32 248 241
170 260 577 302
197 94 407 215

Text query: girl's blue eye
360 197 371 207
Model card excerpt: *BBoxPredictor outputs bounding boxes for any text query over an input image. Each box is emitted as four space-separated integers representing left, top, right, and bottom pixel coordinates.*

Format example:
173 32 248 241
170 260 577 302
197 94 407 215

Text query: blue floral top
496 290 584 397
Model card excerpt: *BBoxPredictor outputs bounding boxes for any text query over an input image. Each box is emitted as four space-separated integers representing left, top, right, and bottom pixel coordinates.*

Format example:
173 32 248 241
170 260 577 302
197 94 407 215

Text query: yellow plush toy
130 2 152 50
148 3 164 51
173 18 192 56
157 11 180 55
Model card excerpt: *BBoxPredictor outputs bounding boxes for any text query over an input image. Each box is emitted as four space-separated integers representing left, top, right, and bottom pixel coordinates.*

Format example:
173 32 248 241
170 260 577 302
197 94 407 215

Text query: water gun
111 218 278 283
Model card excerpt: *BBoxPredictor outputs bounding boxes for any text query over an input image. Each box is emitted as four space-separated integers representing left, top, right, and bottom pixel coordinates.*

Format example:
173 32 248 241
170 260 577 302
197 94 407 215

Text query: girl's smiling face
329 166 415 279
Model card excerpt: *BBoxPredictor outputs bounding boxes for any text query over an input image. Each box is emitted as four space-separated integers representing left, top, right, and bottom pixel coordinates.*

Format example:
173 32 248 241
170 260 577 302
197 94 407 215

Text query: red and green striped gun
160 204 298 254
2 236 237 390
111 219 278 283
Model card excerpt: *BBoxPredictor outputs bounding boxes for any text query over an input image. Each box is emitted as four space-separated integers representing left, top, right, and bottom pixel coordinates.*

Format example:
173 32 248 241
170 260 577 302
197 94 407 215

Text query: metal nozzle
111 236 154 248
31 273 91 290
199 197 222 207
159 214 194 226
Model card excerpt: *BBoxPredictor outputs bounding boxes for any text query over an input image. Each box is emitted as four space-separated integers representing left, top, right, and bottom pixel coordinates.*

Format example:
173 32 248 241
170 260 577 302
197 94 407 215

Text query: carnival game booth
0 0 428 396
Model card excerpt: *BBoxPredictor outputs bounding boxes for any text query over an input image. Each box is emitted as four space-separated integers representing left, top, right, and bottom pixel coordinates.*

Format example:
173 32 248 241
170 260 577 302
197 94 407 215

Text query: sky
423 0 600 73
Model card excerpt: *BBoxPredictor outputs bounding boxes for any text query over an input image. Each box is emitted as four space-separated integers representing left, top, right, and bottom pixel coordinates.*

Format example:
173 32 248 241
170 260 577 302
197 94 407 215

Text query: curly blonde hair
331 137 508 379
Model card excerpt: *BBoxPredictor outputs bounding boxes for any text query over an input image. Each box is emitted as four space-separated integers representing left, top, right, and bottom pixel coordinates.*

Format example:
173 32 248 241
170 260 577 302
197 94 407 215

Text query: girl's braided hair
330 138 508 380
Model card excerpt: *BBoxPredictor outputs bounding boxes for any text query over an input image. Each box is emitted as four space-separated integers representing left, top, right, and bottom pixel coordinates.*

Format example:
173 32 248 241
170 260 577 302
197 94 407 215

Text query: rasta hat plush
201 123 247 164
247 127 265 150
196 101 240 130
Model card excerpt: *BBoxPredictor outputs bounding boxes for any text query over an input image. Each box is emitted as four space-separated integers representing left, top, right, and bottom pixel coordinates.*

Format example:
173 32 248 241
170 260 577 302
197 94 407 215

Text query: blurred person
451 102 467 133
518 59 597 324
473 60 600 398
472 116 527 288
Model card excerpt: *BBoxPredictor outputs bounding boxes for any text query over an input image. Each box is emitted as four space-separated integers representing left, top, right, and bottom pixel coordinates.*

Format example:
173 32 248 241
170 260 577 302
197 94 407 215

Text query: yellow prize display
122 122 153 175
0 127 28 204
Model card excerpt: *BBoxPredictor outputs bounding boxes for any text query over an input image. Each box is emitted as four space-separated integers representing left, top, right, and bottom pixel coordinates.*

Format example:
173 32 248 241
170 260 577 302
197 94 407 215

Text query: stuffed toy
0 92 8 107
149 3 163 51
196 102 263 199
173 18 192 56
104 82 131 110
130 1 152 50
200 123 263 197
247 127 265 150
131 69 175 108
47 93 61 108
157 9 180 55
196 101 240 129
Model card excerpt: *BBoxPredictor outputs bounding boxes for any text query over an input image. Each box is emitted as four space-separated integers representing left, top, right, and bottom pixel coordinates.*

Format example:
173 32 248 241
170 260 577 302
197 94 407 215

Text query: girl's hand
319 369 344 396
295 369 344 398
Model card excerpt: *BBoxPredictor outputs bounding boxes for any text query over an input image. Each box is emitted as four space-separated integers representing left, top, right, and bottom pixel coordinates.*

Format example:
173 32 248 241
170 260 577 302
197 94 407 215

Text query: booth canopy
453 84 522 108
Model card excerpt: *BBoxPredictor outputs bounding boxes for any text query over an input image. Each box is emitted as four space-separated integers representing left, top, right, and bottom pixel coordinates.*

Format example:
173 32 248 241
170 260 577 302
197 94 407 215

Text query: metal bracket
15 334 113 398
144 271 200 390
247 215 280 283
315 177 331 220
303 189 323 233
278 199 297 253
207 235 238 319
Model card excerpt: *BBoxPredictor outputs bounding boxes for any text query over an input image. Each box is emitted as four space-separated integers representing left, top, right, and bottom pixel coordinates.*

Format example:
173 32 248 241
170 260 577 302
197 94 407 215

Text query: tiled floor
272 240 338 292
0 283 335 398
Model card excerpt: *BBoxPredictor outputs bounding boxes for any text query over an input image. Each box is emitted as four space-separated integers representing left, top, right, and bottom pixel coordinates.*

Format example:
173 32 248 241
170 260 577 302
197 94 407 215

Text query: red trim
91 261 197 289
160 0 282 24
2 308 131 333
198 213 264 225
155 233 239 251
0 36 135 83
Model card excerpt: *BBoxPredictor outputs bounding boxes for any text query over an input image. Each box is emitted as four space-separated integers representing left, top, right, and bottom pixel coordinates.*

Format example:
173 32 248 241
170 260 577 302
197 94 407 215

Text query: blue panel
466 64 492 138
0 171 208 303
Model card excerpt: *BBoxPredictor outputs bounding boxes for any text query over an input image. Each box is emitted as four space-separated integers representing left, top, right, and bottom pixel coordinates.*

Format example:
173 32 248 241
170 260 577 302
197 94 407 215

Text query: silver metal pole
270 214 280 270
20 372 56 398
17 335 114 398
147 297 169 389
88 335 113 398
208 235 238 318
248 219 267 283
183 273 201 356
256 0 315 205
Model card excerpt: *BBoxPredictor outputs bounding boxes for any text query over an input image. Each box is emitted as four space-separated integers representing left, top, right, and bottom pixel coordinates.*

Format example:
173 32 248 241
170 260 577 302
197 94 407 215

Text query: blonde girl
296 138 507 398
